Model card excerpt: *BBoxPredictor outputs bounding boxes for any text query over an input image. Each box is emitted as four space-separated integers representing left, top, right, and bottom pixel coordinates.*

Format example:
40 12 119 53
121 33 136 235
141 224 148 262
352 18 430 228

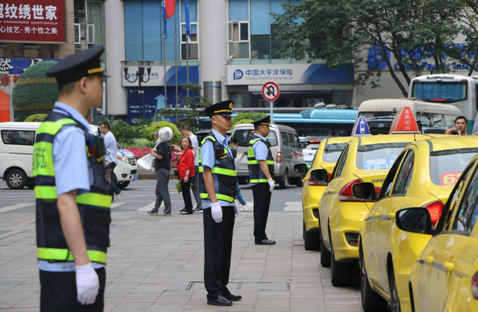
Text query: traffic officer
34 46 111 311
248 115 276 245
199 100 241 306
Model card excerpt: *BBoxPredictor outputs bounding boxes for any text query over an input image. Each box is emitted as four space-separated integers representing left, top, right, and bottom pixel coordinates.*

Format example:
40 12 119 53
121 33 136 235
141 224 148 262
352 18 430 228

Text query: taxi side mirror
352 182 376 200
294 164 308 174
395 208 432 234
310 169 329 182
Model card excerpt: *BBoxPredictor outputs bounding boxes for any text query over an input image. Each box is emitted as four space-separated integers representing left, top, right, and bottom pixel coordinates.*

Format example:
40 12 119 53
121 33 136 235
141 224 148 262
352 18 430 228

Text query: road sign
262 81 280 102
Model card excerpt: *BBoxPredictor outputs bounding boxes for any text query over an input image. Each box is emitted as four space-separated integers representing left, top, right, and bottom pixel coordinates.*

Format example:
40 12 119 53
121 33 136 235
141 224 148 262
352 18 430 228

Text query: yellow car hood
428 185 453 204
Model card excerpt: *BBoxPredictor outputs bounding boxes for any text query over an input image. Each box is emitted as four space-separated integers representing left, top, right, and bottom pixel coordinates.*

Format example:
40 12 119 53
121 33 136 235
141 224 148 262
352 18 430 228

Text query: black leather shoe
255 239 276 245
180 211 193 215
224 293 242 301
207 295 232 306
180 207 186 212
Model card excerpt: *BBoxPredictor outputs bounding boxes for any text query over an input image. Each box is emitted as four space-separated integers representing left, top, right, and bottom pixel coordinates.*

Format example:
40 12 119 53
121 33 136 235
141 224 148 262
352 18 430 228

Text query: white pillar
105 0 127 115
198 0 228 101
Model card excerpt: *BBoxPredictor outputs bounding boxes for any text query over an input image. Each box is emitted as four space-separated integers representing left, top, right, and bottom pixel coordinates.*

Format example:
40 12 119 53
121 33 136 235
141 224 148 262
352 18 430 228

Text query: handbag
175 180 182 193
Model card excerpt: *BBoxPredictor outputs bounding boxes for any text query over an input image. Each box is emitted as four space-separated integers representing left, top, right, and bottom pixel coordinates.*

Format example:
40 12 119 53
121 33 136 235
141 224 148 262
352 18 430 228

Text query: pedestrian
199 100 241 306
147 128 173 216
248 115 276 245
177 123 203 212
454 116 468 135
100 122 123 203
177 136 195 215
34 45 111 311
231 136 253 211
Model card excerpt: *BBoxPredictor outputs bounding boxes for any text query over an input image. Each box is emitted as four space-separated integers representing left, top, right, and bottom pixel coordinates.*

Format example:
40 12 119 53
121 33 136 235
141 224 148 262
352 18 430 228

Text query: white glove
234 199 240 217
75 262 100 305
211 202 223 223
268 178 275 192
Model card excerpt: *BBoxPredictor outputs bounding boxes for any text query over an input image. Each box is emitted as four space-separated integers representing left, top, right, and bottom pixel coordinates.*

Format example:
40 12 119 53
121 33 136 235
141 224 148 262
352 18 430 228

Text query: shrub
233 119 253 127
24 113 47 122
139 121 181 145
12 61 59 121
232 112 267 127
120 138 152 149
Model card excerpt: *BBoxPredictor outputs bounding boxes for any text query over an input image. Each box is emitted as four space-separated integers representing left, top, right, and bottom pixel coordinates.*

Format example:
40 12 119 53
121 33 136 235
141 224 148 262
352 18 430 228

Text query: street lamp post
121 60 154 119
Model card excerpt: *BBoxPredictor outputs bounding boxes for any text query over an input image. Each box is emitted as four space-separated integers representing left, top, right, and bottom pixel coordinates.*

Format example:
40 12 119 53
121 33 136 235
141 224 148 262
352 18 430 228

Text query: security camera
229 55 234 60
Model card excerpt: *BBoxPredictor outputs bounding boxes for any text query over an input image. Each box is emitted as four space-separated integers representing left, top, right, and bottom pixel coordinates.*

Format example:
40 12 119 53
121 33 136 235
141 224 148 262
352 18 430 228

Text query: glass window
251 35 271 59
452 165 478 232
1 130 35 145
429 148 478 186
412 82 468 103
334 145 349 178
234 129 278 147
280 131 290 146
356 143 409 170
392 150 414 195
287 132 296 148
322 143 347 162
228 0 249 21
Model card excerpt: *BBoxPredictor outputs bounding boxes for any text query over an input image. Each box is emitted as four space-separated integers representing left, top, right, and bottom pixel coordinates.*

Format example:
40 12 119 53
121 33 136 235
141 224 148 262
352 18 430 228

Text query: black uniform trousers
252 183 272 243
40 268 106 312
203 206 235 300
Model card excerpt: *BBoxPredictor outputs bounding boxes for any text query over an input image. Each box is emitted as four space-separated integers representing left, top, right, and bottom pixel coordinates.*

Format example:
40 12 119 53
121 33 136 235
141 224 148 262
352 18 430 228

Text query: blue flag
162 0 167 39
185 0 191 39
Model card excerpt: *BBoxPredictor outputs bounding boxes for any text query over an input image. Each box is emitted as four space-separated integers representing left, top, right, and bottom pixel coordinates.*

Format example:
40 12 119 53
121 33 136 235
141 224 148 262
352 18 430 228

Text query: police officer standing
248 115 276 245
34 46 111 311
199 100 241 306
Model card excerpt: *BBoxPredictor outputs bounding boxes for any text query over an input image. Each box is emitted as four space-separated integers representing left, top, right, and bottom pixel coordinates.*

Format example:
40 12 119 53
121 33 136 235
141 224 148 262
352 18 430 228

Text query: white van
0 122 138 189
231 123 304 188
357 98 464 131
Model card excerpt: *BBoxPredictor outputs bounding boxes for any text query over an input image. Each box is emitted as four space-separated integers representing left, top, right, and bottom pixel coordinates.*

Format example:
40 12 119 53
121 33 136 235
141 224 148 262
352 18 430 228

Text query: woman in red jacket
177 136 195 215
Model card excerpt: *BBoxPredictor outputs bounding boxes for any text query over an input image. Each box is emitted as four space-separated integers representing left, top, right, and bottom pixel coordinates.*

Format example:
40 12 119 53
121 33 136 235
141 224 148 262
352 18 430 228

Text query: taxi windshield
356 142 409 170
429 148 478 186
323 143 347 162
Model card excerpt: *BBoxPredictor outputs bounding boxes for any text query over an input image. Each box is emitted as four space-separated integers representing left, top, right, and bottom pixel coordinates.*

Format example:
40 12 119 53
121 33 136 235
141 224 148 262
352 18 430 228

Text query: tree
156 83 211 130
231 112 268 127
272 0 465 97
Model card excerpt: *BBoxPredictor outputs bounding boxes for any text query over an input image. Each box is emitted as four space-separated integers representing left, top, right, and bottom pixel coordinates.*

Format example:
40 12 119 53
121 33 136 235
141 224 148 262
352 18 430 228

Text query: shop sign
0 0 65 43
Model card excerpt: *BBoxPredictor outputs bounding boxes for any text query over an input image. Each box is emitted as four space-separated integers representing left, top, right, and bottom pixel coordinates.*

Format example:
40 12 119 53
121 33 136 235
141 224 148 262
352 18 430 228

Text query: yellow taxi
317 110 442 287
301 136 352 250
399 152 478 312
356 136 478 312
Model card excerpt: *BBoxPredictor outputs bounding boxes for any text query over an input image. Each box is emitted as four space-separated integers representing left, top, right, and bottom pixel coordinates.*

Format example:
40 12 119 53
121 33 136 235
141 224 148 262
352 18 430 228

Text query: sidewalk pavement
0 210 361 311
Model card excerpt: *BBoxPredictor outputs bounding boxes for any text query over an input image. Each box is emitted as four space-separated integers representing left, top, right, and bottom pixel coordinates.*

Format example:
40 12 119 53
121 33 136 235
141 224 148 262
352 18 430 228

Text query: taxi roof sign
389 106 420 134
351 116 371 136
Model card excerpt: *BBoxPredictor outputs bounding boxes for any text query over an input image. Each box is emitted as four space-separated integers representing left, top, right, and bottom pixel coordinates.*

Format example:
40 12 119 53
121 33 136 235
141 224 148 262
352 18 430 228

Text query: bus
409 74 478 131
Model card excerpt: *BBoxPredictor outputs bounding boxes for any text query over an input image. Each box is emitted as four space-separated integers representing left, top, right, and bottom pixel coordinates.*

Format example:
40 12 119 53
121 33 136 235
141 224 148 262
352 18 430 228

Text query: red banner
0 0 65 43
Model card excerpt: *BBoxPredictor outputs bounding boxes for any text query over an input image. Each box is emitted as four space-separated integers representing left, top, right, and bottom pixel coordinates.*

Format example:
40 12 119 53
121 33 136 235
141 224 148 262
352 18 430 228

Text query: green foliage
12 61 59 121
140 121 181 145
118 138 152 149
232 113 267 127
156 83 211 129
272 0 467 96
233 119 254 127
102 116 147 145
24 114 47 122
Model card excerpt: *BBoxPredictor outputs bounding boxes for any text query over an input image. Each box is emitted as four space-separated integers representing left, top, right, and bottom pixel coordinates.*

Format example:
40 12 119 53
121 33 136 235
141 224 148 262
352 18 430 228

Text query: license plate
133 174 138 180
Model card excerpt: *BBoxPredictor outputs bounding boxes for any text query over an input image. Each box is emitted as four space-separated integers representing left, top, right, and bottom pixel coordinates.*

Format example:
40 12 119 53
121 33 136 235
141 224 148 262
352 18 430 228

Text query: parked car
0 122 137 189
231 123 304 188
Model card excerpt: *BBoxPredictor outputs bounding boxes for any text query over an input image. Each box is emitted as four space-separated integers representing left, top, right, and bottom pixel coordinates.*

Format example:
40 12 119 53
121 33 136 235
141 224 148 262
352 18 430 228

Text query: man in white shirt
101 122 123 202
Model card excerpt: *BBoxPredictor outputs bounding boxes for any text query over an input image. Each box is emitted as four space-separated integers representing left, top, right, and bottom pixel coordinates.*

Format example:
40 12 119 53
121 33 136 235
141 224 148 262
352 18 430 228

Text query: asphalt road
0 179 304 214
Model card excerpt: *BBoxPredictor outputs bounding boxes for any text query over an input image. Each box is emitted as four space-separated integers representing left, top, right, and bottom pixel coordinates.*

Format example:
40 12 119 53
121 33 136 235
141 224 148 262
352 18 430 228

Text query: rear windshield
322 143 346 162
430 148 478 186
233 129 278 147
356 143 409 170
412 81 467 103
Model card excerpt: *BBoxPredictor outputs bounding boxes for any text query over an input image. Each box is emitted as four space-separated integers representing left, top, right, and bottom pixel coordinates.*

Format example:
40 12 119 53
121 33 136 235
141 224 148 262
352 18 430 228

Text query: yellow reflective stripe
35 185 57 199
248 160 258 164
76 192 112 208
199 166 204 173
37 119 77 135
37 247 106 264
200 193 234 203
248 146 256 158
250 179 269 183
211 167 236 176
33 142 55 177
266 160 274 165
201 136 216 145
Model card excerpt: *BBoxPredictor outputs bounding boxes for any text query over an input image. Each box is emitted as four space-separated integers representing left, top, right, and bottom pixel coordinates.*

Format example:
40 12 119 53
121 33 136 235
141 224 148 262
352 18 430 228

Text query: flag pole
174 4 178 108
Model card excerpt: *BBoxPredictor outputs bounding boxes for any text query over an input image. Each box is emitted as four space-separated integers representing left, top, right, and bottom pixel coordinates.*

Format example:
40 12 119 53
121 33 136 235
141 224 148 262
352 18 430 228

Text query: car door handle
426 256 434 264
374 212 380 218
444 262 455 272
388 213 395 219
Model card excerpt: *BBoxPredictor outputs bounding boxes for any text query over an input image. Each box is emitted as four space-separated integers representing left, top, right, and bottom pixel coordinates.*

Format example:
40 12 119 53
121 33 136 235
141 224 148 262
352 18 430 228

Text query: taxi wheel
330 240 353 286
117 181 130 189
304 230 320 251
6 169 27 189
360 252 387 312
319 231 331 267
390 271 401 312
279 170 289 189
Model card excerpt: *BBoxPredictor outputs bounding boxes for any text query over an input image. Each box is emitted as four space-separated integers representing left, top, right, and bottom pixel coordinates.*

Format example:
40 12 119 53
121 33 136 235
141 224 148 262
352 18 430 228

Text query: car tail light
423 200 444 226
339 179 370 202
375 187 381 196
312 208 319 218
472 271 478 299
277 152 282 164
308 173 331 186
345 233 359 246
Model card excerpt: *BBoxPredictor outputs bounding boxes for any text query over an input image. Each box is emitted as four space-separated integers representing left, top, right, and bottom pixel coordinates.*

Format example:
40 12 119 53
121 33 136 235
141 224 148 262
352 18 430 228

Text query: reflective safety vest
248 137 275 184
34 110 112 265
199 133 237 203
